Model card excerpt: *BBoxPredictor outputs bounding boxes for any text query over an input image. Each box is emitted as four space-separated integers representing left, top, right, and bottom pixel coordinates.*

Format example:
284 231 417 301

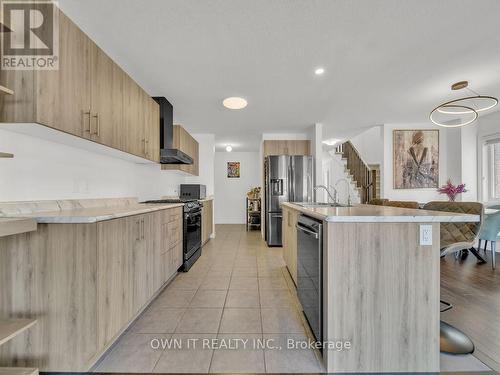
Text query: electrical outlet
420 225 433 246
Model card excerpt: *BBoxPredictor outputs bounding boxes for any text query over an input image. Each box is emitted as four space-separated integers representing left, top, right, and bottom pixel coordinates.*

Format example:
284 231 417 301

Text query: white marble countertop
6 203 184 223
0 198 184 224
283 202 481 223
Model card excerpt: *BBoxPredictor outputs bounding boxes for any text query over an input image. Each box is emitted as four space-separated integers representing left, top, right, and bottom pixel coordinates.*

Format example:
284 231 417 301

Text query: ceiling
58 0 500 151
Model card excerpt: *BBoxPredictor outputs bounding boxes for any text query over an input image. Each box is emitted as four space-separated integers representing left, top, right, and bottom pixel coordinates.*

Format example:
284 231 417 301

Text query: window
494 143 500 199
485 139 500 201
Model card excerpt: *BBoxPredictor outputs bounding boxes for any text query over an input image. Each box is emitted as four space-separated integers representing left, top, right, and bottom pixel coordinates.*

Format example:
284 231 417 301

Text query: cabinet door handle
83 109 91 134
92 113 100 136
145 139 149 157
142 139 146 156
136 220 140 241
141 219 145 239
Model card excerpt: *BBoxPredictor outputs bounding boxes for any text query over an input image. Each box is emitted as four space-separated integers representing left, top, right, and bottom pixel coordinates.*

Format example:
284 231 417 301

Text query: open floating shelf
0 368 38 375
0 152 14 158
0 319 37 346
0 86 14 96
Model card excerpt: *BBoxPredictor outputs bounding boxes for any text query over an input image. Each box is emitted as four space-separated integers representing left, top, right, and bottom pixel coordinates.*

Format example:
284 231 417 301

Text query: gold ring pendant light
430 81 498 128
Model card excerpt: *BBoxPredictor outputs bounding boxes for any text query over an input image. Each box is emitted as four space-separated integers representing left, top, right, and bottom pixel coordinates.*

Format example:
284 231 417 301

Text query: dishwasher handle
296 223 319 239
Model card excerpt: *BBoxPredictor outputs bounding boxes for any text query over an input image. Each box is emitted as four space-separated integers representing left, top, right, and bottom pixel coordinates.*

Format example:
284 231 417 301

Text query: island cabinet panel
0 224 98 372
201 199 213 245
323 222 440 373
0 7 160 163
282 206 298 284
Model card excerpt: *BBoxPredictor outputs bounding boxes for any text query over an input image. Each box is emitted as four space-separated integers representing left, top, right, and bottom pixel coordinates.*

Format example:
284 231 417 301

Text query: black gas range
143 198 203 272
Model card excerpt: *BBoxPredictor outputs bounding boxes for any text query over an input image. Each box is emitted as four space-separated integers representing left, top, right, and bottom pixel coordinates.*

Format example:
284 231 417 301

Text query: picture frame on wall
227 162 240 178
393 129 439 189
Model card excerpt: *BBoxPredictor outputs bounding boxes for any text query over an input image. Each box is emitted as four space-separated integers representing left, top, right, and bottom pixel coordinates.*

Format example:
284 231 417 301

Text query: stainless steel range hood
153 97 193 165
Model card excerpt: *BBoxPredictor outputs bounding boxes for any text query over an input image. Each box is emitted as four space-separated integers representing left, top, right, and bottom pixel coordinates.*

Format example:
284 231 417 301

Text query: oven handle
186 211 202 219
296 223 319 239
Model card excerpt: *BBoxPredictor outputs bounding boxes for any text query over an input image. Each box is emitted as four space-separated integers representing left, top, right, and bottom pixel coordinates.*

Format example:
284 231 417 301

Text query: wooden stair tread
0 319 37 346
0 368 38 375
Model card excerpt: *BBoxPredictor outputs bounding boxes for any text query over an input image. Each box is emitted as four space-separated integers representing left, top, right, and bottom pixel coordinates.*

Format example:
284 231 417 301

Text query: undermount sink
295 202 352 208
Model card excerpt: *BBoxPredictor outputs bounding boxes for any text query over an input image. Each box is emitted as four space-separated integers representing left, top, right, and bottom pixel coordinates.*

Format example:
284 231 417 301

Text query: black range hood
153 97 193 165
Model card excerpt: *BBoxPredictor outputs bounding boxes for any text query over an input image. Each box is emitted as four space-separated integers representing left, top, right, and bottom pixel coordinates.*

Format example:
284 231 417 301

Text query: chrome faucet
314 185 337 204
334 178 352 206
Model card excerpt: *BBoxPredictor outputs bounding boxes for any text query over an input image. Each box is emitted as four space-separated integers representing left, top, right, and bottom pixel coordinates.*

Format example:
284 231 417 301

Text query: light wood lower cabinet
201 199 213 245
0 207 183 372
0 224 97 371
97 217 133 349
282 206 298 284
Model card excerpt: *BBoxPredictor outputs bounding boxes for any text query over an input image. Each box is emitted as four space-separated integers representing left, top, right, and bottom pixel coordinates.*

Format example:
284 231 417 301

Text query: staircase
334 141 378 204
326 151 362 204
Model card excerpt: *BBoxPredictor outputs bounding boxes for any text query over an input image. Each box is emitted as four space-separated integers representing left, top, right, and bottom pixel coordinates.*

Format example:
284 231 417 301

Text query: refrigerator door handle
289 160 294 202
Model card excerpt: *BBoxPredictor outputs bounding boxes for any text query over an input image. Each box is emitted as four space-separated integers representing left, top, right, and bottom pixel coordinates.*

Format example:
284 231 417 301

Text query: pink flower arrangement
437 179 467 201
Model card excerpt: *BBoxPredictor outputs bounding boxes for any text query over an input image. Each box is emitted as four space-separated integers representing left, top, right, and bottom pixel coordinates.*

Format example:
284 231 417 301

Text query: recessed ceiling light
226 145 233 152
322 138 341 146
223 97 247 109
315 67 325 75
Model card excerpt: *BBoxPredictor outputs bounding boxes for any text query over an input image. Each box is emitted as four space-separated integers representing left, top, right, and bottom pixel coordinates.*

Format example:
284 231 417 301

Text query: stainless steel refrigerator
265 155 314 246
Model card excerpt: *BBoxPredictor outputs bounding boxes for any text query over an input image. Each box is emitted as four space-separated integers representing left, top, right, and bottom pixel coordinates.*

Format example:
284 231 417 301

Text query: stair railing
335 141 376 204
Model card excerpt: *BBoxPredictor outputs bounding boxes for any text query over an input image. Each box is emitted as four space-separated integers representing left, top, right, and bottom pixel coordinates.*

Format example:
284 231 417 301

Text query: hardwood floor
441 249 500 372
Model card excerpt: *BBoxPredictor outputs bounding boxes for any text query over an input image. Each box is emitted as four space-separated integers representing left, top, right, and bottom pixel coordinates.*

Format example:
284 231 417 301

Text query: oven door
184 210 202 260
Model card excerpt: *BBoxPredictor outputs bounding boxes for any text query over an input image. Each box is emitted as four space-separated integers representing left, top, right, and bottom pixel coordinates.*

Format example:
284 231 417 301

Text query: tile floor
94 224 324 373
94 224 491 373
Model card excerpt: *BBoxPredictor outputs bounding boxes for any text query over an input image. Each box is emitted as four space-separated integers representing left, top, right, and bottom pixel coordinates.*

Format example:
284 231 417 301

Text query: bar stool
423 201 483 354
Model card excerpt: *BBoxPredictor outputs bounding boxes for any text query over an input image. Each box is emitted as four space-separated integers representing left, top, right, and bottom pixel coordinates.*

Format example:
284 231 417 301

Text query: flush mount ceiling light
314 67 325 75
223 97 247 110
322 138 341 146
226 145 233 152
430 81 498 128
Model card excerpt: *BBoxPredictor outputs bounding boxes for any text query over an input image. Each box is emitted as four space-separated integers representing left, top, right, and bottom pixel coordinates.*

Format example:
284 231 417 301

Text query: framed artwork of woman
393 129 439 189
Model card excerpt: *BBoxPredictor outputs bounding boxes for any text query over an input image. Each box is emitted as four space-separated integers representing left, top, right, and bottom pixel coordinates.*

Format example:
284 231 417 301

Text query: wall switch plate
420 225 433 246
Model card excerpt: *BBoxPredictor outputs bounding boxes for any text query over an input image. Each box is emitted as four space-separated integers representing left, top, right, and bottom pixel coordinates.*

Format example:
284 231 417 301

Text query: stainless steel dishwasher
296 214 323 344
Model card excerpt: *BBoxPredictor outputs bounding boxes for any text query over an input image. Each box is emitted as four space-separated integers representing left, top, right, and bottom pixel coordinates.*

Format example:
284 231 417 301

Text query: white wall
0 128 213 202
350 125 384 166
477 111 500 202
382 123 461 202
460 125 478 201
322 123 463 203
214 151 260 224
184 133 215 196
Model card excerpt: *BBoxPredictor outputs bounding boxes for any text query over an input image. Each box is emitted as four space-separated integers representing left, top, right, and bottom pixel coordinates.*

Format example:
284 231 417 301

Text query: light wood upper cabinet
161 125 199 175
35 10 91 137
90 42 123 148
142 89 160 162
0 8 160 163
263 140 311 156
122 76 143 156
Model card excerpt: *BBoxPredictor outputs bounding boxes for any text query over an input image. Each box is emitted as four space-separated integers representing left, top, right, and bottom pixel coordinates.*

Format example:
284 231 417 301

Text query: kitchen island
282 202 480 373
